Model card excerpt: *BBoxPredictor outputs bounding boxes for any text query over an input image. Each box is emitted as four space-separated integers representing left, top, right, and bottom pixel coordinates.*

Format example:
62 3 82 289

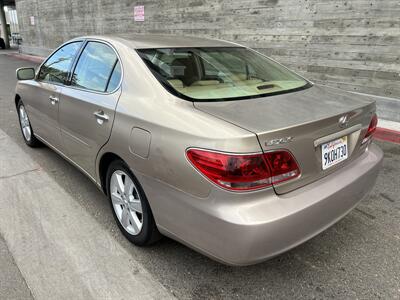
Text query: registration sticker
321 136 348 170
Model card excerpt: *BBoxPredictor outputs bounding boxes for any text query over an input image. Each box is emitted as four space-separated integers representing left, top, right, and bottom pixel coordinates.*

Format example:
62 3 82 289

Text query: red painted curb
374 127 400 144
6 53 44 64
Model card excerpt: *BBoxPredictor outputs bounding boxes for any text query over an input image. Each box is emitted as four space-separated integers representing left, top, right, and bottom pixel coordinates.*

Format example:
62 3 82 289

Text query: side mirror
16 67 36 80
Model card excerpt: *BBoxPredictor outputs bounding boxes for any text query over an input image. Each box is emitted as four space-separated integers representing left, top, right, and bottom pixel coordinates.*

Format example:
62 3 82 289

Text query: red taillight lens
186 149 300 191
362 113 378 144
263 151 301 185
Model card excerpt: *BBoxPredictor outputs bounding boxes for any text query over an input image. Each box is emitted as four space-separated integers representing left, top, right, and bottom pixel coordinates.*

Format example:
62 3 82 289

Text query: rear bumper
141 143 383 266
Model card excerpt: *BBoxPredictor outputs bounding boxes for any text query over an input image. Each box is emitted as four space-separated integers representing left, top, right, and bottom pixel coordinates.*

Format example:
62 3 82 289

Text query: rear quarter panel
96 43 263 199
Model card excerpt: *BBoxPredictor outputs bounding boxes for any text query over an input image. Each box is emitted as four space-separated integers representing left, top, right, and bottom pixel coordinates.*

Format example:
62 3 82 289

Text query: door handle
93 110 109 124
49 95 59 105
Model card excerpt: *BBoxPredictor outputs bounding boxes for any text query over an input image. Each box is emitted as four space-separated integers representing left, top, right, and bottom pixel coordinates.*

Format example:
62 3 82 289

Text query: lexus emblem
338 115 349 128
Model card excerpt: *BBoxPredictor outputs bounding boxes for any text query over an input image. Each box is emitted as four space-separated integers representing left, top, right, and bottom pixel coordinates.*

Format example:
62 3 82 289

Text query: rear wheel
0 38 5 49
106 160 161 246
17 100 41 147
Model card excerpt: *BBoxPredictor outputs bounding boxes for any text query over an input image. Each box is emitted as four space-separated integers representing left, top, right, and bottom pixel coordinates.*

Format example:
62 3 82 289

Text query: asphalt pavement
0 53 399 299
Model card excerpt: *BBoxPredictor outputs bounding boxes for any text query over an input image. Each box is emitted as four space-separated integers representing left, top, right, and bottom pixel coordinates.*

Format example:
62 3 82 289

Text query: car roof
76 34 239 49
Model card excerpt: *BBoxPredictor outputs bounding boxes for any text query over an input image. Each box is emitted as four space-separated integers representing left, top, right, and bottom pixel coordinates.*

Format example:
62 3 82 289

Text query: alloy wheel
19 105 32 142
110 170 143 235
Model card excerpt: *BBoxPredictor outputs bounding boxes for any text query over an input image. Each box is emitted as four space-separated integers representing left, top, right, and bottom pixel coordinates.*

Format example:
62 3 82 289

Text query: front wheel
106 160 161 246
17 100 41 147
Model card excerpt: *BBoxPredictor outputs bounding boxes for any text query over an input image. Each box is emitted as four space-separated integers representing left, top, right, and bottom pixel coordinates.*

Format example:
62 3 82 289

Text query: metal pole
0 0 10 49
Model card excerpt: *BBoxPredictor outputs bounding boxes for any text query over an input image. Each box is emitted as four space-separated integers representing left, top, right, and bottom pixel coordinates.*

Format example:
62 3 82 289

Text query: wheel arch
98 152 124 195
15 94 21 108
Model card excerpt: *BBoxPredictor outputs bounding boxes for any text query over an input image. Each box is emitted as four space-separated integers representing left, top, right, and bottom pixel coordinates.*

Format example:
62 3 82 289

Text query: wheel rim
110 170 143 235
19 105 32 141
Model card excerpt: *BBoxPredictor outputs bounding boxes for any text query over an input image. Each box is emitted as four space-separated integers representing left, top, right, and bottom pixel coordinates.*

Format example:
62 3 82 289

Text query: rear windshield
137 47 310 101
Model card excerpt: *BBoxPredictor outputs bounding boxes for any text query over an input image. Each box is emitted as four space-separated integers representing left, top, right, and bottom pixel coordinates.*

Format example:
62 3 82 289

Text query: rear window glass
137 47 310 101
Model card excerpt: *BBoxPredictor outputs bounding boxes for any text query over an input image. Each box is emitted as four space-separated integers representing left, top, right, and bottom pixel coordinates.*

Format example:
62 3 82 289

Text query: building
0 0 19 48
10 1 400 120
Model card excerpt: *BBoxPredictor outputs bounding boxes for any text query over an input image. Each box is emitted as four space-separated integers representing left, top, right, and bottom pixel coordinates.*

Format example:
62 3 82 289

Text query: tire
0 38 5 49
106 160 161 246
17 100 41 147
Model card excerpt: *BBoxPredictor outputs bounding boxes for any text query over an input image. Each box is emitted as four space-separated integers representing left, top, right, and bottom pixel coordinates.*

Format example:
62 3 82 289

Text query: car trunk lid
193 85 376 194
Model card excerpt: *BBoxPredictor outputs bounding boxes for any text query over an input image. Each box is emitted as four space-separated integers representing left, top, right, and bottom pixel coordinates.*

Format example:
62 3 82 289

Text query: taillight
362 113 378 144
186 149 300 191
263 151 301 185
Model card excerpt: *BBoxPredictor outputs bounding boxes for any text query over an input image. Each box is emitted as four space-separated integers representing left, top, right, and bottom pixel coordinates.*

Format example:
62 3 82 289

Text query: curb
375 119 400 144
6 52 44 64
374 127 400 144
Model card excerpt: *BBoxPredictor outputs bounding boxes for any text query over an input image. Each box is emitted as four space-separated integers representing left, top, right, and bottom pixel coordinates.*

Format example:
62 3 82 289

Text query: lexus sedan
15 35 383 265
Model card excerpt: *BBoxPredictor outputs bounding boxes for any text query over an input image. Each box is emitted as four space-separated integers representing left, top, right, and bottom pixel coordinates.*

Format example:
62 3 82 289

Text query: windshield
137 47 310 101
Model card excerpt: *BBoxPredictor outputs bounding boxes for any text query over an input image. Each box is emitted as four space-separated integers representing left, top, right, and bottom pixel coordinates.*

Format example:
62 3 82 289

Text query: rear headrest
170 56 199 85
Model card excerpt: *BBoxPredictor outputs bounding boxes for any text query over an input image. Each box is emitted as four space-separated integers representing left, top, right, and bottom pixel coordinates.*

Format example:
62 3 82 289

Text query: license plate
321 136 348 170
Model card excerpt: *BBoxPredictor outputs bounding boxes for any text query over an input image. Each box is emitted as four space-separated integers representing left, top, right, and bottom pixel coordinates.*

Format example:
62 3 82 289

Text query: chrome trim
65 38 124 95
49 95 59 105
94 110 110 121
35 38 124 96
314 124 362 148
338 114 350 128
265 136 294 146
35 39 85 85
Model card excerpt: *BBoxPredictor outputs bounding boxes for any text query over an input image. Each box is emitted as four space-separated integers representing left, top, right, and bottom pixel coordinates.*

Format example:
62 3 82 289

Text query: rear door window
38 41 82 84
71 42 119 92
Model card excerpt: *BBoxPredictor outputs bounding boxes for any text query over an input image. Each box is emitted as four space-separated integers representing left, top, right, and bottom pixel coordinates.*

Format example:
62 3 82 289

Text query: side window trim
67 39 122 94
66 40 88 85
104 59 119 92
37 40 85 85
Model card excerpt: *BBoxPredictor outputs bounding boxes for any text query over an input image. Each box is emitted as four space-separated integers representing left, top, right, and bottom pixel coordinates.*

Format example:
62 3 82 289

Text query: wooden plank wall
16 0 400 99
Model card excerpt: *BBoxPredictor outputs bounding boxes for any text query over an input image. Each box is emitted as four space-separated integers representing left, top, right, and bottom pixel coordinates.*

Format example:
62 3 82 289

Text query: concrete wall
15 0 400 120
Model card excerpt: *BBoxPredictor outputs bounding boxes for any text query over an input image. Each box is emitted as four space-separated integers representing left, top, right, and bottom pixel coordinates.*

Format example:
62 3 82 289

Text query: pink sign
134 6 144 22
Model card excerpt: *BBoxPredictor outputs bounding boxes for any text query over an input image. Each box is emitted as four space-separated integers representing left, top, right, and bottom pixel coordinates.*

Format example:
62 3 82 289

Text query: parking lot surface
0 54 399 299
